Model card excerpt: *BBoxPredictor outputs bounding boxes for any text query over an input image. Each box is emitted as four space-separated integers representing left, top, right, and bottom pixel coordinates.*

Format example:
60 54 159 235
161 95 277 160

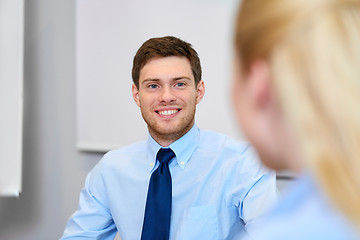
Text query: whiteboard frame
0 0 24 197
75 0 242 152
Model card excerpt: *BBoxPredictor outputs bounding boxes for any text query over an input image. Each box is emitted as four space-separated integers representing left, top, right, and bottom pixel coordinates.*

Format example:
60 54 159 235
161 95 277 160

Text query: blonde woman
232 0 360 239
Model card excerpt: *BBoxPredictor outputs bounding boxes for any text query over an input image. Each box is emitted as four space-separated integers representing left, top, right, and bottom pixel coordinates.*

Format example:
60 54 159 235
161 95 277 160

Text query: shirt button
180 161 185 165
150 163 154 167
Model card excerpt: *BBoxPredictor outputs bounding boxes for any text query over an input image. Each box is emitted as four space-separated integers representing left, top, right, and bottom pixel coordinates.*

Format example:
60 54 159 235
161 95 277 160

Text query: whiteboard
76 0 243 152
0 0 23 197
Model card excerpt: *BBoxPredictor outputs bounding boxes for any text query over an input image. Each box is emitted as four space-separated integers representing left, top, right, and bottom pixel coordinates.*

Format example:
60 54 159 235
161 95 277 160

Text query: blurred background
0 0 100 239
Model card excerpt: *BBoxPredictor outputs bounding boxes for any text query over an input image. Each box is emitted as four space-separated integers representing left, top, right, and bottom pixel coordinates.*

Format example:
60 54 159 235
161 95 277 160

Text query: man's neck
150 131 186 147
148 123 194 147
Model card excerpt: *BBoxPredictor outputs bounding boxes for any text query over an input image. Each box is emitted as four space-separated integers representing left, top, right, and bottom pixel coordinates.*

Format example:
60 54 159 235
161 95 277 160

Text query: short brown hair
132 36 202 88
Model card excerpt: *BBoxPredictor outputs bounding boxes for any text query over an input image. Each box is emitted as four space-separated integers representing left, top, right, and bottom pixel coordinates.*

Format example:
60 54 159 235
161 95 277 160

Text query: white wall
0 0 99 239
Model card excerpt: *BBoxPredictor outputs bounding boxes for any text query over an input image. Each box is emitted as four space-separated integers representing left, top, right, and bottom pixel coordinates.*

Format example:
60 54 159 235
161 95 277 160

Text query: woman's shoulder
247 175 359 240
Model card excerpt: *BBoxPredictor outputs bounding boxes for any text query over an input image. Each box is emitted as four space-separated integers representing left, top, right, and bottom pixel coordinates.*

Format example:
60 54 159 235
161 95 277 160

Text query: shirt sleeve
60 161 117 240
237 146 279 235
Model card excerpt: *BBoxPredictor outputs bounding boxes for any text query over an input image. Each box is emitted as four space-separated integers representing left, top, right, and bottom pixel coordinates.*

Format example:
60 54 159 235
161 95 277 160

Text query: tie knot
157 148 175 164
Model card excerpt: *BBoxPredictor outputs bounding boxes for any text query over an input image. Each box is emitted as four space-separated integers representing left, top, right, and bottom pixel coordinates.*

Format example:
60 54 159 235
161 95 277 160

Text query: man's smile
156 109 181 116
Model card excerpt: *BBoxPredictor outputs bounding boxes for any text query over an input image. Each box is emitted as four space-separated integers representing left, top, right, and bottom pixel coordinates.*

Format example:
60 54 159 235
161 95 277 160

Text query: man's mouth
156 109 180 116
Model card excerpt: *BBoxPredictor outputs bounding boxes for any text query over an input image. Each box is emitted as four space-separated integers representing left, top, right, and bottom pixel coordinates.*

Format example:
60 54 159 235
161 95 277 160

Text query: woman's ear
247 60 272 110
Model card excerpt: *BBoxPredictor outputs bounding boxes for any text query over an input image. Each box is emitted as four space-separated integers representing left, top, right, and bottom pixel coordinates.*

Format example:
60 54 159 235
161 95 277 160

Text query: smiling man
60 36 278 240
133 55 202 147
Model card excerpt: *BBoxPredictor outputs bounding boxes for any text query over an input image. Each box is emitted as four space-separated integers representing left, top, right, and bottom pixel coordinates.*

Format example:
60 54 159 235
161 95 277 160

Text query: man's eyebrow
173 76 192 81
141 76 192 83
141 78 160 84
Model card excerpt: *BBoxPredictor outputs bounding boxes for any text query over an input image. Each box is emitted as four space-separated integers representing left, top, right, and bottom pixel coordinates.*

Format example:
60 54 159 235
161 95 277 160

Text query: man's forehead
142 55 190 67
139 56 194 82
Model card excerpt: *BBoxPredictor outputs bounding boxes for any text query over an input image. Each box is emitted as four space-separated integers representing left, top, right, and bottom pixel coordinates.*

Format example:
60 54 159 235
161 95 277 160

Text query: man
60 36 278 240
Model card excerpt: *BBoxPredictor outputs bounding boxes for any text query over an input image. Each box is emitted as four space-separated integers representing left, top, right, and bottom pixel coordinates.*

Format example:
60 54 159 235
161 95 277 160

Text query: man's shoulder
100 140 147 163
107 140 147 154
197 129 264 178
198 129 250 154
87 140 148 182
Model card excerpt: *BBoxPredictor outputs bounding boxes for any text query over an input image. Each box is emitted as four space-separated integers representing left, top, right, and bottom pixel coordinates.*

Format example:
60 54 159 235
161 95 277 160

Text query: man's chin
157 128 180 137
149 126 183 139
147 120 194 141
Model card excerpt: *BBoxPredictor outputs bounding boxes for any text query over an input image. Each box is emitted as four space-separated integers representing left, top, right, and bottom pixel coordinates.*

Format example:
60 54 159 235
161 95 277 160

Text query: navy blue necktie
141 148 175 240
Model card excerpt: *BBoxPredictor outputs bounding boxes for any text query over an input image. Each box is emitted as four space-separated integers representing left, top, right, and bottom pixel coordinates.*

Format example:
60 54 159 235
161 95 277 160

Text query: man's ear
132 84 141 107
195 80 205 104
247 60 272 110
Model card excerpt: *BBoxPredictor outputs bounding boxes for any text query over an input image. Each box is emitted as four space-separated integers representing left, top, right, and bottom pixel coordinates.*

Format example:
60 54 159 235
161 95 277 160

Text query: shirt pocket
176 205 220 240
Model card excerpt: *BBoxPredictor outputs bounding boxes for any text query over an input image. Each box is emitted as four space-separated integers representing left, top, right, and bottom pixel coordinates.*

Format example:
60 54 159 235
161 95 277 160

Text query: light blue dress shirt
244 174 359 240
61 125 278 240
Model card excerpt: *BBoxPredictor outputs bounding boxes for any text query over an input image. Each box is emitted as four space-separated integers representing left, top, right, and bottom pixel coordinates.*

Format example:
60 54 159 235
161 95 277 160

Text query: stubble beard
143 106 196 146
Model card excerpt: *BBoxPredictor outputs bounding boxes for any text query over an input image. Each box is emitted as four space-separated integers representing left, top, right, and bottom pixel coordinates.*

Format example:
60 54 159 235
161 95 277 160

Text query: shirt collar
147 124 200 172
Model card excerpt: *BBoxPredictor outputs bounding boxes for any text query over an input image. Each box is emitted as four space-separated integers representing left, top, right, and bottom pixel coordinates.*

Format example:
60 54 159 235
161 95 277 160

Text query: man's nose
158 86 176 103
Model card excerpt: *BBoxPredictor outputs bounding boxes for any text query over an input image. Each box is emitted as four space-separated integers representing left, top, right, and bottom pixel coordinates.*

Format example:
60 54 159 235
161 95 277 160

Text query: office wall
0 0 99 239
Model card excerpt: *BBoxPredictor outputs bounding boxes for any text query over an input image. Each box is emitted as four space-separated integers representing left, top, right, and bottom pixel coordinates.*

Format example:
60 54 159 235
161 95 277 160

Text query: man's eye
175 82 185 87
148 84 158 89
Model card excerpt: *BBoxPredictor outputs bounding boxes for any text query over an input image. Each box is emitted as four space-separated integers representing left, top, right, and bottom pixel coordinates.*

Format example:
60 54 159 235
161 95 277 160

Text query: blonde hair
235 0 360 226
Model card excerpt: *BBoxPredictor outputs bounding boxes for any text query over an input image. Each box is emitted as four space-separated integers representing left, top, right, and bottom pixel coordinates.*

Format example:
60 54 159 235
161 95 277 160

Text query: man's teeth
158 109 178 116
